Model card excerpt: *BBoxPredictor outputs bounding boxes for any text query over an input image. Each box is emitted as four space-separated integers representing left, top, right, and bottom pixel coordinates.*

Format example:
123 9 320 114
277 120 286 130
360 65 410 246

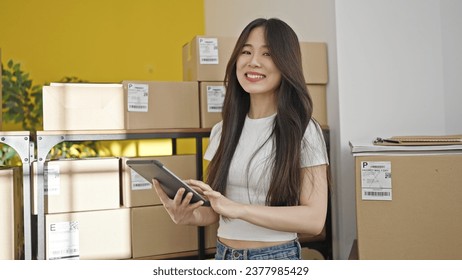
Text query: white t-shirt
204 114 329 242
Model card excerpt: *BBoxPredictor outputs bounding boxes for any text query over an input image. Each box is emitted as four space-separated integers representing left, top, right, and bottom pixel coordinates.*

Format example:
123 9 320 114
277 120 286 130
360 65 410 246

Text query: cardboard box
122 81 200 129
182 36 328 84
131 205 198 258
32 158 121 214
182 36 236 82
300 42 328 84
0 167 23 260
42 83 125 131
351 141 462 259
198 82 327 128
308 85 327 126
204 222 218 250
121 155 197 207
45 208 131 260
199 81 225 128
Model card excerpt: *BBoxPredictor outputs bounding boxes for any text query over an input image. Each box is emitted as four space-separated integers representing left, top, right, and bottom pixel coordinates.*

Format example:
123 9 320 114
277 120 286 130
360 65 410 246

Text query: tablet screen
126 159 210 206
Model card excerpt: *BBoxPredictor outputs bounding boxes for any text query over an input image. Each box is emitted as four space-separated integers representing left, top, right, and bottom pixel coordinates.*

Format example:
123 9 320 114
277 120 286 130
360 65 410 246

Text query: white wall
440 0 462 133
204 0 462 260
204 0 333 41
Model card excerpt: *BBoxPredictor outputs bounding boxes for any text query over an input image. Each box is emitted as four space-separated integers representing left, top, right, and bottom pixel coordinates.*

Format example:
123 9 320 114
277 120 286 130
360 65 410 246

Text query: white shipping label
44 164 60 196
199 37 219 64
207 85 225 112
360 161 392 201
47 221 80 260
130 169 152 190
127 83 149 112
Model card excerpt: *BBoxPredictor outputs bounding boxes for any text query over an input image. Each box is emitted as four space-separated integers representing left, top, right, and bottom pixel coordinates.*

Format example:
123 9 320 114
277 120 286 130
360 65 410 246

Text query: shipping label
199 37 219 64
127 83 149 112
47 221 80 260
360 161 392 200
130 169 152 191
44 164 60 196
207 85 225 112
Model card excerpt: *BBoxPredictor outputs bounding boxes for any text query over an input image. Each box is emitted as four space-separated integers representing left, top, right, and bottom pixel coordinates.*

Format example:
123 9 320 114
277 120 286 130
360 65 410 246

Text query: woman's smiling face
236 26 282 98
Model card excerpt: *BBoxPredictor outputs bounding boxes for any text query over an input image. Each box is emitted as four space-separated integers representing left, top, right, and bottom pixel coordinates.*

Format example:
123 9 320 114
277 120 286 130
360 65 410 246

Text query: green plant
57 76 89 83
1 59 42 165
2 59 43 131
0 144 21 166
48 141 100 160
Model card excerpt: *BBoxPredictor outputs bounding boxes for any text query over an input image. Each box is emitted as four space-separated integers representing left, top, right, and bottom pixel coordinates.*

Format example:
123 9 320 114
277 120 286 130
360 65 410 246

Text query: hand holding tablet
126 159 210 206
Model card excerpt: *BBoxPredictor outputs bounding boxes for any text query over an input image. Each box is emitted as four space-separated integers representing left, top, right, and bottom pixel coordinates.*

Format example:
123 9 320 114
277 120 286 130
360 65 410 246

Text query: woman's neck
248 94 277 119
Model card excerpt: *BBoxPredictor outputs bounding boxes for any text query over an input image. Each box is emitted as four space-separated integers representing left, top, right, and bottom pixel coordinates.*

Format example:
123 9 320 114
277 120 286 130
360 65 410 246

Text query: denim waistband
215 239 301 260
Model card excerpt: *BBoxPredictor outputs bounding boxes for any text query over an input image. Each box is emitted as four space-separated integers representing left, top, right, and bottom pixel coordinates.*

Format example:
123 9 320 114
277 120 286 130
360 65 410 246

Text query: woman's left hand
185 179 244 219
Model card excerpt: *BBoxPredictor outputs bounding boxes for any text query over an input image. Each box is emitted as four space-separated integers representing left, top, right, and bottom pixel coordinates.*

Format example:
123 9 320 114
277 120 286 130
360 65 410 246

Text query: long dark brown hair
206 18 313 206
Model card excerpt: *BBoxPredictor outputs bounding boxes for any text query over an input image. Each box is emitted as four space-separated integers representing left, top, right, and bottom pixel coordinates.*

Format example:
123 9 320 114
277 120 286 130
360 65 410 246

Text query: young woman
153 18 329 260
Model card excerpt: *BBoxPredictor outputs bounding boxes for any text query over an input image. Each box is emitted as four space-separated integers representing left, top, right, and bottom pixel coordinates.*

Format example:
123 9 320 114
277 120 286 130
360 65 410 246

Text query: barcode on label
49 255 79 260
52 248 78 255
364 191 391 197
129 105 148 109
209 106 222 110
133 183 150 187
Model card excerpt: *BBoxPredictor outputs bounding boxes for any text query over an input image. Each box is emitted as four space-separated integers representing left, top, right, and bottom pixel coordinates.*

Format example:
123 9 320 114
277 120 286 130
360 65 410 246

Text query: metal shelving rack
0 131 34 260
33 128 211 260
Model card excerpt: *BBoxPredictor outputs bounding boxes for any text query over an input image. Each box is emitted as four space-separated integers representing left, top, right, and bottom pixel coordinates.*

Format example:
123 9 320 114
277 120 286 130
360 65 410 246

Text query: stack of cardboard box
39 74 207 259
32 156 206 260
121 154 208 259
32 158 131 260
182 36 235 128
31 156 209 260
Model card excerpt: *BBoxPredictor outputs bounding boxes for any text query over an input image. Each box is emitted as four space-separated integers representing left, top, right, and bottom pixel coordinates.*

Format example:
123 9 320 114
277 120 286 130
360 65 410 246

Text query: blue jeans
215 239 301 260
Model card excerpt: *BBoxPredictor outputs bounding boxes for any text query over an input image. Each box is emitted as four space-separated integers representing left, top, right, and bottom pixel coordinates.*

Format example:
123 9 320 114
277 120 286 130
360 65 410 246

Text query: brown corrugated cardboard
32 158 121 214
182 36 328 84
308 85 328 126
205 222 218 250
42 83 125 131
45 208 131 260
198 83 327 128
300 42 328 84
182 36 236 82
0 167 23 260
121 155 197 207
131 205 198 258
352 146 462 259
122 81 200 129
199 81 225 128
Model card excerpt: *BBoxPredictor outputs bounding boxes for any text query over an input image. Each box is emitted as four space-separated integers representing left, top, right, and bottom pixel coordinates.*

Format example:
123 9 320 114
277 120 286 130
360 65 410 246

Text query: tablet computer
126 159 210 206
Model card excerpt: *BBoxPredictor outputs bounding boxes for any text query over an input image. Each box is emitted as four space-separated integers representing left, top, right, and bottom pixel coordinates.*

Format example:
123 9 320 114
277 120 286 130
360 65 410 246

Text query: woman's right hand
152 179 204 225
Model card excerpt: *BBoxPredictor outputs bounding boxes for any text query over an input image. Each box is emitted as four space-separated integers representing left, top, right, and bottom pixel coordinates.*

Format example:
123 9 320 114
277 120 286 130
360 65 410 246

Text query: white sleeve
301 120 329 167
204 121 223 161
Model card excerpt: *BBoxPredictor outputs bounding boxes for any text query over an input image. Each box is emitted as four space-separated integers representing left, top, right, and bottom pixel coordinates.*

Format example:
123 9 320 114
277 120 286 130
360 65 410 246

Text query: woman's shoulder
210 121 223 139
301 119 329 166
304 119 324 138
204 121 223 161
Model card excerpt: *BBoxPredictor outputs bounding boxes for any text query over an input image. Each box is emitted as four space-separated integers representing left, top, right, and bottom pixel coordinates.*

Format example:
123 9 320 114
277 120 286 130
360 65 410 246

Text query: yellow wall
1 0 204 156
0 0 204 85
